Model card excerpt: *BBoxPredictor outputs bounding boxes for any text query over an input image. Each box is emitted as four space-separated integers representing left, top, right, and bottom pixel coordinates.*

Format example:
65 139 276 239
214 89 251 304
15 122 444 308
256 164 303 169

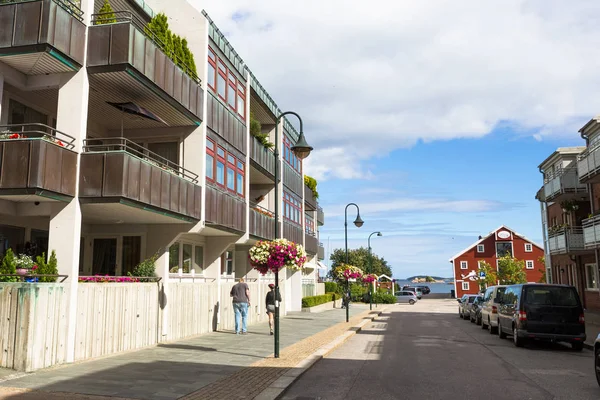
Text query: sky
191 0 600 278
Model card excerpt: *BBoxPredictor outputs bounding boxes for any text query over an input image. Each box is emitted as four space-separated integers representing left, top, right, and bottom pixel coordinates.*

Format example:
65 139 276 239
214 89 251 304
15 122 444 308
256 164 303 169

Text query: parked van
497 284 586 350
480 285 507 334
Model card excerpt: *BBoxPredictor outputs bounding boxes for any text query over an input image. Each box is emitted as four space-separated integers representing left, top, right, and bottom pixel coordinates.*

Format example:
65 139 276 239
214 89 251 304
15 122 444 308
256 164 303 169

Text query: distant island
404 276 454 283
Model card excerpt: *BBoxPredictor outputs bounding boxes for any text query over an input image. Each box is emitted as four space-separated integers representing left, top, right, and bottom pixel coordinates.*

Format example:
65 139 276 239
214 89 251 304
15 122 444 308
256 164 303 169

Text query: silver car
395 291 418 305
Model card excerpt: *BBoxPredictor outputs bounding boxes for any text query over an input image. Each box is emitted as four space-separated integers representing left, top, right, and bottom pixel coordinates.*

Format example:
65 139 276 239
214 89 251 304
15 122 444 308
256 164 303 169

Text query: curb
253 307 389 400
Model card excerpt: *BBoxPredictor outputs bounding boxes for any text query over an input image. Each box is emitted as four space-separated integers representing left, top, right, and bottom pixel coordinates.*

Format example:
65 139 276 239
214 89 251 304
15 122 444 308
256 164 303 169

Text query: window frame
283 190 302 226
169 241 205 276
207 48 217 91
226 153 236 193
206 139 215 181
586 264 598 290
477 244 484 253
525 260 534 270
462 282 470 291
305 213 315 235
236 159 244 196
524 243 533 252
460 261 468 270
215 145 226 187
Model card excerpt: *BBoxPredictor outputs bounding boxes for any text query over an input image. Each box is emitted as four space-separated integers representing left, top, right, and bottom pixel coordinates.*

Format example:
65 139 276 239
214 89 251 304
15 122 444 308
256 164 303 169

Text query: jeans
233 302 248 333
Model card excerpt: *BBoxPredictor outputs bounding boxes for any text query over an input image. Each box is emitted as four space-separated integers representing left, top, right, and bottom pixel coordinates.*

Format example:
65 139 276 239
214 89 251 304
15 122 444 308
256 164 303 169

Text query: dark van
497 284 585 350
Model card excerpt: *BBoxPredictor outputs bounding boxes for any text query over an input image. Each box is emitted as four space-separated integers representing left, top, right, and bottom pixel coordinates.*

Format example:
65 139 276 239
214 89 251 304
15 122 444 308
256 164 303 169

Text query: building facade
0 0 325 370
449 226 544 298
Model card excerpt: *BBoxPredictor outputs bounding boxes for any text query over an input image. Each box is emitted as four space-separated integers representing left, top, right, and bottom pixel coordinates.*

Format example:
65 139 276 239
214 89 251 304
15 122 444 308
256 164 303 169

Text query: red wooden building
448 225 545 298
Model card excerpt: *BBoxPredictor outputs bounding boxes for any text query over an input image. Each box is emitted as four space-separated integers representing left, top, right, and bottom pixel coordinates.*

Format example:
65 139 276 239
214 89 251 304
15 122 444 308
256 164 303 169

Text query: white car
395 291 418 305
480 285 507 334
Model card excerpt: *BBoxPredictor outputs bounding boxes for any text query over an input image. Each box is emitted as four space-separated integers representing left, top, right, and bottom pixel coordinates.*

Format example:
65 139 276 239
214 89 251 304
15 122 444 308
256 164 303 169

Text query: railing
249 202 274 240
317 206 324 225
543 167 586 200
90 10 199 83
583 216 600 247
0 274 68 282
0 123 76 149
82 137 198 183
0 0 84 21
547 227 585 254
250 135 275 176
250 202 274 218
578 143 600 182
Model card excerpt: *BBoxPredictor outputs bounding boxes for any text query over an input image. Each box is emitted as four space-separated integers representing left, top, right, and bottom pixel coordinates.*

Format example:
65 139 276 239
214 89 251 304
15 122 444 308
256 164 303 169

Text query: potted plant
248 238 307 275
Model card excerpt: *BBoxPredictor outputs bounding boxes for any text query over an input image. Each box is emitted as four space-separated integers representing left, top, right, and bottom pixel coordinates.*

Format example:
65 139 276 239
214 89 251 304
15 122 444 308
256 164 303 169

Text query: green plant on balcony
0 249 17 282
250 112 273 149
304 175 319 199
35 251 59 283
548 223 569 235
145 13 197 79
96 0 117 24
560 199 579 212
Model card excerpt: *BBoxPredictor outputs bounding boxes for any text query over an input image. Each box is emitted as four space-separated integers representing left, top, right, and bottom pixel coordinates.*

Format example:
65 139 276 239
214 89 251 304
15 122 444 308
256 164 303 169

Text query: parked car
457 294 478 319
402 286 423 299
595 334 600 386
395 291 418 305
497 284 586 349
469 295 484 324
415 285 431 295
481 285 507 334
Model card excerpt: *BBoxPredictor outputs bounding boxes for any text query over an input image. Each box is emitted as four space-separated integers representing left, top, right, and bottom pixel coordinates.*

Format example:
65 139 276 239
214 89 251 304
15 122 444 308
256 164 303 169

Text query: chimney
478 236 482 240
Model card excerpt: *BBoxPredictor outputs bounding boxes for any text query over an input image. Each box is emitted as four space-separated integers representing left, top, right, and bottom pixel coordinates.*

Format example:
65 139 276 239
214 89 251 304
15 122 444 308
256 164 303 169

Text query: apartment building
449 226 544 298
0 0 325 371
536 119 600 311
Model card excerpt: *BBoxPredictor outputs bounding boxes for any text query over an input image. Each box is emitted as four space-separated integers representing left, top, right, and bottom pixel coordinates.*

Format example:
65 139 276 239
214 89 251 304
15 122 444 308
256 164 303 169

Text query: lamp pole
344 203 364 322
273 111 313 358
368 231 382 311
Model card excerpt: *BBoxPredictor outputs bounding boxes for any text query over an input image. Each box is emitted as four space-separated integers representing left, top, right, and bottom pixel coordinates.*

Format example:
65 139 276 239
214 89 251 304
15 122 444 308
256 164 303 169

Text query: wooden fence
165 282 218 342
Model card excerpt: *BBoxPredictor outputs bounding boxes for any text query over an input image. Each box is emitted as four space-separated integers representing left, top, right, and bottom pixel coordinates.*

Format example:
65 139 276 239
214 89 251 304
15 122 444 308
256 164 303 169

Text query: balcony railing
578 143 600 183
0 123 77 199
79 137 202 220
205 185 246 232
283 221 303 245
304 184 317 211
543 167 587 201
317 206 324 226
583 216 600 248
249 203 274 240
318 243 325 260
305 231 319 254
249 136 275 177
547 227 585 254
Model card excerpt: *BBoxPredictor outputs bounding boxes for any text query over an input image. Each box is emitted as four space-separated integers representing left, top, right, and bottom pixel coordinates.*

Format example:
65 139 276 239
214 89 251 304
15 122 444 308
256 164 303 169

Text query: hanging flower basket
362 273 377 284
248 238 307 275
333 263 364 282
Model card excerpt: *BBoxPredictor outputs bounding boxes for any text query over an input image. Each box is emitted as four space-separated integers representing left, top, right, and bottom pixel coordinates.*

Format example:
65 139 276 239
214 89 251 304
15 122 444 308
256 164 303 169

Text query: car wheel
513 327 524 347
489 318 497 334
477 316 482 326
571 341 583 351
595 347 600 386
470 314 475 323
498 321 507 339
409 299 415 305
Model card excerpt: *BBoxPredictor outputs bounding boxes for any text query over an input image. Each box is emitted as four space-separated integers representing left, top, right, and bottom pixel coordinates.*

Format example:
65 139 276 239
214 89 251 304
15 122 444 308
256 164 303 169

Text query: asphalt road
281 299 598 400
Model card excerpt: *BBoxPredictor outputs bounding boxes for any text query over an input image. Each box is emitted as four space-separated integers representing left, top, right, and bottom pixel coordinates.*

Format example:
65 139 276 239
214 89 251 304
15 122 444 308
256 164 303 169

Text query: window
216 147 226 186
236 160 244 195
169 242 204 274
206 140 244 197
305 214 315 235
8 99 48 125
222 250 234 275
148 142 179 166
525 243 533 252
207 48 216 90
283 135 302 173
206 139 215 180
525 260 534 269
283 191 302 226
122 236 141 276
462 282 470 291
207 47 246 118
477 244 484 253
586 264 598 289
496 242 513 258
477 261 484 269
237 82 246 118
226 154 235 191
460 261 468 269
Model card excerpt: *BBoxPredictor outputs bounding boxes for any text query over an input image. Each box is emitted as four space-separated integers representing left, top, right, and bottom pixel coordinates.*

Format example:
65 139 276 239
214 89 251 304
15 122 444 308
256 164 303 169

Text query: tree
0 249 17 282
497 255 527 285
537 255 547 283
327 247 392 279
36 251 59 282
425 276 435 283
476 260 498 291
96 0 116 25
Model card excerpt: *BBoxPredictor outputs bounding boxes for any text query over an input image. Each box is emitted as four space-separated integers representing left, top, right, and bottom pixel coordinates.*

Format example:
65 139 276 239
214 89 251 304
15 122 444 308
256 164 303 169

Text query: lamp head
377 232 383 237
353 214 364 228
291 132 313 160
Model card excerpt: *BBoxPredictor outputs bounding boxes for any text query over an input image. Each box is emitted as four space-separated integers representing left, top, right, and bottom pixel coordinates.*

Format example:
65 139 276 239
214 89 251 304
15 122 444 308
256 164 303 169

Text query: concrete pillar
0 74 4 124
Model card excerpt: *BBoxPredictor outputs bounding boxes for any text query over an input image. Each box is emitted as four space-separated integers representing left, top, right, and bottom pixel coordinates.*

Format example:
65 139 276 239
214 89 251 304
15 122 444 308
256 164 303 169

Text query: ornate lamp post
368 231 382 311
273 111 313 358
344 203 364 322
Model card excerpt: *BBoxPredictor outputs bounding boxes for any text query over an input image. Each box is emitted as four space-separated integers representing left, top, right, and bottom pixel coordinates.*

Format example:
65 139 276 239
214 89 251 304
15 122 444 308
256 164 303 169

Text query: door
92 238 117 276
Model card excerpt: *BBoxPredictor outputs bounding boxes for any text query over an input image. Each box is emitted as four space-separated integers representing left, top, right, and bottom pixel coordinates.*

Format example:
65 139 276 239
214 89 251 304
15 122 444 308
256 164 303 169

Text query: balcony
317 206 324 226
318 243 325 260
283 162 302 196
0 124 76 201
249 136 274 179
543 167 587 202
79 138 202 223
283 221 303 245
0 0 85 74
205 186 246 233
304 184 317 211
249 204 274 240
305 232 318 255
87 11 203 127
578 144 600 184
583 216 600 248
547 227 586 254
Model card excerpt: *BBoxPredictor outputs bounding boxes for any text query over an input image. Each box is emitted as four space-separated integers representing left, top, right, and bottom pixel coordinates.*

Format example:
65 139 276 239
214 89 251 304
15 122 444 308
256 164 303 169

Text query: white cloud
188 0 600 178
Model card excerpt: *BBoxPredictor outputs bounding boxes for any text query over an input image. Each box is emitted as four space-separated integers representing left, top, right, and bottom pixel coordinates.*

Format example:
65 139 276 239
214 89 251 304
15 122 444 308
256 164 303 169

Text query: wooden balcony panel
318 244 325 260
282 221 303 245
304 184 317 211
205 185 246 233
317 207 325 226
305 233 319 255
79 152 202 220
0 139 76 198
250 136 275 178
249 208 275 240
283 163 302 196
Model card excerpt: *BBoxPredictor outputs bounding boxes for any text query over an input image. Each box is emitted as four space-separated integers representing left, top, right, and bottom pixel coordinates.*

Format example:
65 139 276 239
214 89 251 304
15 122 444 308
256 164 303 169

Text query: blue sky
191 0 600 277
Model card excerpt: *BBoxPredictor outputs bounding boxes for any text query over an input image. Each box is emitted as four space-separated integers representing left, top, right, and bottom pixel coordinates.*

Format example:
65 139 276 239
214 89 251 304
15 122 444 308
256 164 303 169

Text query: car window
524 286 579 306
494 287 506 303
468 296 475 303
503 287 518 305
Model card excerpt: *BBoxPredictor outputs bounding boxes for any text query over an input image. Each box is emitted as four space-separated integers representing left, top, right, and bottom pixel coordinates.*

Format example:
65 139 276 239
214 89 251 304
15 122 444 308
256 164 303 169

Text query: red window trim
283 190 302 226
206 138 215 182
207 48 217 92
226 153 236 194
207 46 247 120
206 139 245 198
216 145 227 188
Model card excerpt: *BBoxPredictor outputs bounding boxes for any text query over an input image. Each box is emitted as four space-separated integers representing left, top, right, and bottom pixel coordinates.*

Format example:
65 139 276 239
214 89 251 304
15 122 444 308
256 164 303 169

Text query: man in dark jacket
265 283 281 335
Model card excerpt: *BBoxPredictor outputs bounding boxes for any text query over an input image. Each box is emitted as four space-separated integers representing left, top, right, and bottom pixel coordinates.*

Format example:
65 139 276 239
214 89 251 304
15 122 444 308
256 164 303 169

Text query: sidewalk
0 304 381 400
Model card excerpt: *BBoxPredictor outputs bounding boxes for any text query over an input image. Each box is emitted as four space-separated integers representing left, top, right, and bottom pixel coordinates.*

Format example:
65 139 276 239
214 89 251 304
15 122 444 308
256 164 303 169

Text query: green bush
130 253 158 282
302 292 341 308
372 292 396 304
0 249 17 282
324 281 339 294
304 175 319 199
35 251 59 282
349 283 367 302
96 0 117 24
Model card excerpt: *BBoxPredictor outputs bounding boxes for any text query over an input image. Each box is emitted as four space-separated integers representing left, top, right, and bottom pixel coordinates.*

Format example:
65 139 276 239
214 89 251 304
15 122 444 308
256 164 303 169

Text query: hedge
371 292 397 304
324 281 340 294
302 292 341 308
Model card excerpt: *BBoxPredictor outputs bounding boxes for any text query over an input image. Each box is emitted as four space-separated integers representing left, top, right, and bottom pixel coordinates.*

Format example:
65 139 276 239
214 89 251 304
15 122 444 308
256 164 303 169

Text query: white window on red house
525 260 534 269
525 243 533 252
462 282 469 290
460 261 468 269
477 244 484 253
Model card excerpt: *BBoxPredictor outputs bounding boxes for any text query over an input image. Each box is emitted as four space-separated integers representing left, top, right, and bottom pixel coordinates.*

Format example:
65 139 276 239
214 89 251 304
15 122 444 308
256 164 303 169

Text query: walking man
265 283 281 335
230 278 250 334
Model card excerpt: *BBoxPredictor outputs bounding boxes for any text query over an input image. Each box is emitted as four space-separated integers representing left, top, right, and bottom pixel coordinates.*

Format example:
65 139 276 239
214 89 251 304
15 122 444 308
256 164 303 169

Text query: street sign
479 271 486 278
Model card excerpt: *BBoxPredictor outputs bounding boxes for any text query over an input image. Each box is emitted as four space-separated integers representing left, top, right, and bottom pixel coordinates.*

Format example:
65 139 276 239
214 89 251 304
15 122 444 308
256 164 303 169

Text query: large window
207 46 246 119
122 236 141 276
222 250 234 275
284 191 302 225
496 242 513 258
206 139 245 197
586 264 598 290
8 99 48 125
169 242 204 274
148 142 179 166
283 135 302 173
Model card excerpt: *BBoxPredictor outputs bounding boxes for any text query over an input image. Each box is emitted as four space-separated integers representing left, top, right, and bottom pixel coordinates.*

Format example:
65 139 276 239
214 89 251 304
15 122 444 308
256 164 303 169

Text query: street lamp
368 231 382 311
273 111 313 359
344 203 363 322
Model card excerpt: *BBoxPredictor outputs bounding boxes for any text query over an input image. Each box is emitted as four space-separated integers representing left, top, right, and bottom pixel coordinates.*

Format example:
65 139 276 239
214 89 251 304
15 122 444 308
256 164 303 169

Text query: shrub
250 112 273 148
324 281 339 294
35 250 59 282
96 0 117 25
372 292 396 304
130 253 158 282
0 249 17 282
302 292 341 308
349 282 366 302
304 175 318 199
